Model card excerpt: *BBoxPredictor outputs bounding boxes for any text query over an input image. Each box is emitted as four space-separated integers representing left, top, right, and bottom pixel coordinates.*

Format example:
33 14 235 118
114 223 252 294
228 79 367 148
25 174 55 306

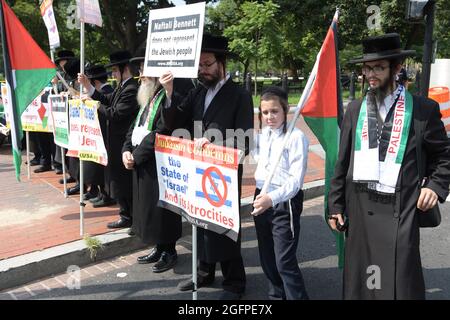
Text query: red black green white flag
0 0 56 180
300 10 345 268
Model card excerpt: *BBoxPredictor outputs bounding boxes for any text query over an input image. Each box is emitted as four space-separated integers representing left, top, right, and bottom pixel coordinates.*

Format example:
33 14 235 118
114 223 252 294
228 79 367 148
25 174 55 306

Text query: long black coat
328 94 450 299
162 78 254 263
122 81 194 244
83 83 114 185
92 79 139 200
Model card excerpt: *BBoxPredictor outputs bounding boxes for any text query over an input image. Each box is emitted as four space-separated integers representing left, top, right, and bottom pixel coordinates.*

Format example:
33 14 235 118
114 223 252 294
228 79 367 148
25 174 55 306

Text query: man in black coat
82 65 115 206
159 34 254 299
121 49 194 273
79 50 139 229
328 33 450 299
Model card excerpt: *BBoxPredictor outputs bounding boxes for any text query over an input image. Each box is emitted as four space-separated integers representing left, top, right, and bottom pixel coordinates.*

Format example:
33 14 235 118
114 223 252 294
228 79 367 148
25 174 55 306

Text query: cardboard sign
143 2 205 78
67 99 108 165
155 134 242 241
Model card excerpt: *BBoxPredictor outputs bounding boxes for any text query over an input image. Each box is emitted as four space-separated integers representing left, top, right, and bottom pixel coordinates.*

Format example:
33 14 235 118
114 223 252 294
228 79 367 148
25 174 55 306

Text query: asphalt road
16 199 450 300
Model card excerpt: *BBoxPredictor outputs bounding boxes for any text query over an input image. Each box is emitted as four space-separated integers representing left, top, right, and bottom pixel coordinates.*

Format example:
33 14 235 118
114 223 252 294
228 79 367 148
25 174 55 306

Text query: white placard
40 0 60 49
143 2 205 78
76 0 103 27
155 134 241 241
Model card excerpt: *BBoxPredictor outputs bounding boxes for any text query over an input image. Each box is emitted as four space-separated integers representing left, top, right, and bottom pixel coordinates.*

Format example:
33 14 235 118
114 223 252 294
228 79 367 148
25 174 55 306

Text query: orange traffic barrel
429 86 450 132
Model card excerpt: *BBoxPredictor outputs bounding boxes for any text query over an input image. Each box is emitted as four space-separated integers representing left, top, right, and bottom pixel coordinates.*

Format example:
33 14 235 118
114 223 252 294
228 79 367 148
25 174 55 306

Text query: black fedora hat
55 50 75 64
129 47 146 65
86 65 109 80
201 33 232 56
64 58 80 81
349 33 415 64
105 50 133 68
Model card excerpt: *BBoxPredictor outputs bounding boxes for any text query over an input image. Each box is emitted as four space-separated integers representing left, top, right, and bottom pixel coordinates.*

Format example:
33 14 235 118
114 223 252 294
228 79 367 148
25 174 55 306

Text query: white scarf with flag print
353 85 413 194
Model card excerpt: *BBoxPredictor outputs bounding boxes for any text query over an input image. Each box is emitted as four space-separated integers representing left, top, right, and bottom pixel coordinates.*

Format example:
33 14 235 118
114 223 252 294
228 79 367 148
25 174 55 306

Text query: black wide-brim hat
86 65 109 79
105 50 133 68
201 33 233 56
55 49 76 64
64 58 80 81
349 33 415 64
129 47 146 65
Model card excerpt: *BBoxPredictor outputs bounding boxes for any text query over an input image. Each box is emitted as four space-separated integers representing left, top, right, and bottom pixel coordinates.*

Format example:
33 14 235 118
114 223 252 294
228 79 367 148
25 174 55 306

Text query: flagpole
259 9 338 197
192 225 197 300
259 57 319 195
26 131 30 179
50 48 68 198
79 6 85 237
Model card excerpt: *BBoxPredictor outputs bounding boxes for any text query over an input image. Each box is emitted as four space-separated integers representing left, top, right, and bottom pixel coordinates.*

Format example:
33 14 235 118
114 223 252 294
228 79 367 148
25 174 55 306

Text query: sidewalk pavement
0 115 326 290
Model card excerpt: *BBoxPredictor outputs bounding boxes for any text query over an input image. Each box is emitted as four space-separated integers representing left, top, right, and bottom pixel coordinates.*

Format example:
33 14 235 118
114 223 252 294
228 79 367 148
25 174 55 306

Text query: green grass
252 92 301 108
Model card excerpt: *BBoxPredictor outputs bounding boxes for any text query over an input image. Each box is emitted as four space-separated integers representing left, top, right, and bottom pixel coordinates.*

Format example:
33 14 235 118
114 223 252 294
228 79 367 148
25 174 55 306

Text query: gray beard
137 80 158 108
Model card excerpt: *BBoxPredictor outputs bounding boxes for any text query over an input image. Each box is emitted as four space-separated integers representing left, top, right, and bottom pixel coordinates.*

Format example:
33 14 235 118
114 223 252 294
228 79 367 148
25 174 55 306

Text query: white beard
137 79 159 108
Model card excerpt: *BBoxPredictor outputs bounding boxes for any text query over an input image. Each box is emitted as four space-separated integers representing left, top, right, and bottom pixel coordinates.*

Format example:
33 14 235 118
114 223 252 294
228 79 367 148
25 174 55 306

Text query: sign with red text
67 99 107 166
155 134 242 241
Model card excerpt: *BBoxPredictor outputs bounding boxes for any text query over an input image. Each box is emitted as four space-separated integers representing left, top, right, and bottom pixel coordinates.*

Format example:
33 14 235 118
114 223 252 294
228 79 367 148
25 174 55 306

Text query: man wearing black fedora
78 50 139 229
159 33 253 299
328 33 450 299
82 65 116 207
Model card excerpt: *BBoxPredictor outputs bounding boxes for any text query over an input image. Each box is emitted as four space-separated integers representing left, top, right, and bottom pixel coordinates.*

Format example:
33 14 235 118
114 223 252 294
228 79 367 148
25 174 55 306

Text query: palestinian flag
0 0 56 180
300 10 345 268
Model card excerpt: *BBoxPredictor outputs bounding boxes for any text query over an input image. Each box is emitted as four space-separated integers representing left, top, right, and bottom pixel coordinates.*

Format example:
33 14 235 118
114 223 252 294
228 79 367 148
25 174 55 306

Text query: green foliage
1 0 450 81
83 234 104 260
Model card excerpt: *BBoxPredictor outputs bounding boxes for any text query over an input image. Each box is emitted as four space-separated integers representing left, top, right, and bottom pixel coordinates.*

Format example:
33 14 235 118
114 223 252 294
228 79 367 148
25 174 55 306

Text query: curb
0 180 325 291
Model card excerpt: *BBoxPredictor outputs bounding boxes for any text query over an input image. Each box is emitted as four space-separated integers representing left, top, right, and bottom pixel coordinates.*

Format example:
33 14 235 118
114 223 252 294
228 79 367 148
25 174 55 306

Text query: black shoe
54 168 63 174
59 176 76 184
219 290 243 300
28 158 40 166
83 190 98 201
177 273 215 291
93 198 117 208
34 165 52 173
67 184 80 195
152 252 177 273
89 195 102 203
107 217 132 229
137 248 161 264
128 228 135 236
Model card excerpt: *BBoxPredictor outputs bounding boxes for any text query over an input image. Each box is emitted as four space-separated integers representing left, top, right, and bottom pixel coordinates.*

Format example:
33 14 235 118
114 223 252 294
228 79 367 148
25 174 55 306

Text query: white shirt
252 125 309 206
377 86 399 122
203 75 230 115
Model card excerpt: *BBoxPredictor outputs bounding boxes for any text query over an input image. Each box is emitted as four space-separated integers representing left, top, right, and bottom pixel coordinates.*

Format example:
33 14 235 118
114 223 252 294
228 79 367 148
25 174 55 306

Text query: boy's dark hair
259 86 289 133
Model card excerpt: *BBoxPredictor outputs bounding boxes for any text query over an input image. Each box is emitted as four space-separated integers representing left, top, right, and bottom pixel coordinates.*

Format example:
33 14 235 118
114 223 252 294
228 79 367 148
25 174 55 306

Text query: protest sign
21 87 54 133
143 2 205 78
155 134 242 241
40 0 60 49
1 83 12 128
49 94 69 148
76 0 103 27
67 99 107 166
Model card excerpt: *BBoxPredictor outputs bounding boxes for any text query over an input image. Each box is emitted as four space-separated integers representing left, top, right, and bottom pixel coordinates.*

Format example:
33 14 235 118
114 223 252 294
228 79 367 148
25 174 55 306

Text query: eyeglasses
198 60 217 69
362 64 389 76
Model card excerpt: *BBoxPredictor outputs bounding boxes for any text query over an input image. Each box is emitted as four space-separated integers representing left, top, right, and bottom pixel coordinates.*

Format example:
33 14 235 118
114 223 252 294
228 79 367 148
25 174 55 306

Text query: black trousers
117 197 132 220
156 243 176 255
199 257 246 294
36 132 55 166
253 189 308 300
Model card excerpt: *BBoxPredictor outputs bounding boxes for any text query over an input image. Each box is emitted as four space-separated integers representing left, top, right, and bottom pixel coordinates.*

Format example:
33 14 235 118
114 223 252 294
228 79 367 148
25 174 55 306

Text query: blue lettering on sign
82 105 95 120
70 106 80 118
